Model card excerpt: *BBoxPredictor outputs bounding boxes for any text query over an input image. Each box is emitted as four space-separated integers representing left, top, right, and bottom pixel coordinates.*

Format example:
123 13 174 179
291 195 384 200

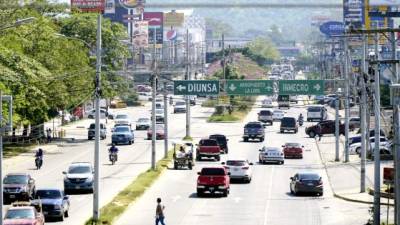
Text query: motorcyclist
35 148 43 159
109 143 119 162
298 113 304 125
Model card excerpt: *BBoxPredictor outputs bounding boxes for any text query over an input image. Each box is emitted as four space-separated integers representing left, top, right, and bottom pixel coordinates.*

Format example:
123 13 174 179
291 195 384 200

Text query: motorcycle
35 156 43 170
109 152 118 165
299 120 304 127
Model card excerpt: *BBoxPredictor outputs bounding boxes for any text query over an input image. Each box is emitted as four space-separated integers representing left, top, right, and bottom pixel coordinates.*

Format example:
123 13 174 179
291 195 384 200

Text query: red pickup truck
196 139 221 161
197 167 230 197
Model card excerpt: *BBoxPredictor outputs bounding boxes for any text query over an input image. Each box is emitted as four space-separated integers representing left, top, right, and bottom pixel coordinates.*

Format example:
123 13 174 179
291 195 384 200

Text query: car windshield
35 190 62 199
299 173 320 180
285 143 300 148
68 166 91 174
308 107 322 112
245 123 262 128
156 110 164 114
200 139 218 146
116 114 128 119
201 168 225 175
176 102 185 106
138 118 149 122
226 161 246 166
274 110 283 114
115 126 130 133
3 175 28 184
5 209 35 219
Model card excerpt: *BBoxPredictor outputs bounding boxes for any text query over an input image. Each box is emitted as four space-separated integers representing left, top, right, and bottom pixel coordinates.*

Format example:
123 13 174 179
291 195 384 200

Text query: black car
243 122 265 142
3 173 36 203
280 117 298 133
209 134 229 154
33 189 70 221
290 172 323 196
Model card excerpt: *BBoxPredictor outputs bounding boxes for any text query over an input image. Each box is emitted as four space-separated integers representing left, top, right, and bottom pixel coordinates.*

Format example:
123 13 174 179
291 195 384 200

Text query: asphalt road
115 102 375 225
2 101 214 225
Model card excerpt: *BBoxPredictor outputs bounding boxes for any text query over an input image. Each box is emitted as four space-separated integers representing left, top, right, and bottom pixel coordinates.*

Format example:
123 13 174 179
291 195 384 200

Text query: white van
307 105 327 122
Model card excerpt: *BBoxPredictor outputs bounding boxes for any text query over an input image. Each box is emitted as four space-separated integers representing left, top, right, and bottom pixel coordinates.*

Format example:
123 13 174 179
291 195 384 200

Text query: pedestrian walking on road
155 197 166 225
46 128 52 143
315 124 322 141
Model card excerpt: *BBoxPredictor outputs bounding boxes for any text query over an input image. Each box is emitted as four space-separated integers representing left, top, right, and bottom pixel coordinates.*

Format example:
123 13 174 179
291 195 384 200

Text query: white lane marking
171 195 181 202
234 197 242 203
263 165 275 225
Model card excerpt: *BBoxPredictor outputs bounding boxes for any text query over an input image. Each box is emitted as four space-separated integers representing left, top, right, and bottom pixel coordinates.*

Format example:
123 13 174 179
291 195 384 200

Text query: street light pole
163 82 168 158
185 29 191 138
344 38 350 163
335 97 340 162
151 28 157 170
93 14 102 222
361 33 367 193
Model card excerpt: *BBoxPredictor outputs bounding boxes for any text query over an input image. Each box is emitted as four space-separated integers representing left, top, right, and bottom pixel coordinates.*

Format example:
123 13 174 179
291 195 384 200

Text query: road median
85 150 174 225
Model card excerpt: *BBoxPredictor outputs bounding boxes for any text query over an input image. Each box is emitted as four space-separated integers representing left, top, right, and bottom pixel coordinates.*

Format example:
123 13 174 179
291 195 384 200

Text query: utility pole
185 29 191 138
390 29 400 225
344 37 350 163
93 14 101 221
0 91 12 225
361 33 367 193
222 33 226 81
163 82 168 158
151 28 157 170
373 32 381 225
335 97 340 162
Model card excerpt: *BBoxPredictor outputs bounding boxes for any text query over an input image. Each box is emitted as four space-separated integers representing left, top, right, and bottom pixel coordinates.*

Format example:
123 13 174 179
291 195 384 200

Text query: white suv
63 162 94 193
222 159 253 183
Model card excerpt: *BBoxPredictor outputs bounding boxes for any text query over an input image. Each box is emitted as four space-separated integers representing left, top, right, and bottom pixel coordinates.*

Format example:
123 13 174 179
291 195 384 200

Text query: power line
146 2 343 9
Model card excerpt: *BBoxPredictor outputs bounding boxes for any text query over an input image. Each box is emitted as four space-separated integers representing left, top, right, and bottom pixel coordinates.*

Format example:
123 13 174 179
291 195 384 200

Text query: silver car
259 147 284 164
63 162 94 193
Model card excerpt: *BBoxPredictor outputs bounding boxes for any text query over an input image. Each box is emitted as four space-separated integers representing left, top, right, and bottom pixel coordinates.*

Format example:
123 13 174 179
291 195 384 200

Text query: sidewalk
315 132 394 206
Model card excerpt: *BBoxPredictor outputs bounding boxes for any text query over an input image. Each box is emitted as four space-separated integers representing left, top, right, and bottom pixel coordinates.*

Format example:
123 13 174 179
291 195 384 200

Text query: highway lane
2 102 214 224
115 102 373 225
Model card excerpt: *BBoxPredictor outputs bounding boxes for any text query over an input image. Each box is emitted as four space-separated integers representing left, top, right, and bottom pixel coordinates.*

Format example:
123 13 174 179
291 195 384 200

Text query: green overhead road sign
173 80 220 95
226 80 274 95
278 80 324 95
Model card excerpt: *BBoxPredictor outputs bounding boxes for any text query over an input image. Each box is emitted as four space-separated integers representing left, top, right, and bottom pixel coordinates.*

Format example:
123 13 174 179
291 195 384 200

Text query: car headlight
218 185 225 189
197 185 205 188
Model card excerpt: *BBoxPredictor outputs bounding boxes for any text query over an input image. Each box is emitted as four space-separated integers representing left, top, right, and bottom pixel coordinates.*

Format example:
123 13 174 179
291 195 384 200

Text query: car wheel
88 137 93 140
222 190 228 197
281 161 284 165
196 155 201 161
309 131 316 138
319 191 324 196
290 186 294 194
188 162 193 170
280 130 284 133
197 190 204 197
174 162 178 170
356 147 361 154
215 155 220 161
64 209 69 217
59 214 64 221
129 140 132 145
260 138 264 142
243 138 248 142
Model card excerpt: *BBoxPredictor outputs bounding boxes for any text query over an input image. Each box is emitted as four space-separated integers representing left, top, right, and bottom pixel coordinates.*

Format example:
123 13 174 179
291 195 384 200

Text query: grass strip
85 150 174 225
182 136 193 141
207 110 249 122
201 99 218 108
4 145 34 158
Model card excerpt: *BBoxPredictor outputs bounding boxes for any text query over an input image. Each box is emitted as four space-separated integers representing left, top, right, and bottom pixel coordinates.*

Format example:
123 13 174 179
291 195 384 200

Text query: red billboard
143 12 163 45
71 0 105 13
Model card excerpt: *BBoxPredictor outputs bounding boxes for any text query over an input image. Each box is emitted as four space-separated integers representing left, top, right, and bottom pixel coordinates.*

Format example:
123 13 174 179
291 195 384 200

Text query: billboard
132 21 148 48
119 0 145 9
105 0 115 14
370 0 400 5
164 12 184 27
144 12 163 46
343 0 365 45
319 21 345 37
71 0 105 12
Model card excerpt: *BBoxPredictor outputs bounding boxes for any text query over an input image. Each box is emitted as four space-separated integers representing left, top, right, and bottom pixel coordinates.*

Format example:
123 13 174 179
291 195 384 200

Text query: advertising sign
164 12 184 27
144 12 163 46
166 30 177 41
132 21 148 48
319 21 345 37
104 0 115 14
71 0 105 12
343 0 364 45
119 0 145 9
370 0 400 5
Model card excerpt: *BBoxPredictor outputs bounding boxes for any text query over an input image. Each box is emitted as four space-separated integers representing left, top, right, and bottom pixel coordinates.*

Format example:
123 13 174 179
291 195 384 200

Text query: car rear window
308 107 322 112
116 114 128 119
201 168 225 175
200 139 218 146
299 173 320 180
226 161 246 166
281 118 296 126
285 143 300 148
209 135 226 143
176 102 185 106
89 123 104 129
259 111 272 116
245 123 262 128
5 209 35 219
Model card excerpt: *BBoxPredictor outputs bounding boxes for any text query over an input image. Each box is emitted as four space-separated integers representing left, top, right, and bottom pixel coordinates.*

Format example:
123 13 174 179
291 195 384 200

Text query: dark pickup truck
197 167 230 197
305 120 345 138
196 139 221 161
243 122 265 142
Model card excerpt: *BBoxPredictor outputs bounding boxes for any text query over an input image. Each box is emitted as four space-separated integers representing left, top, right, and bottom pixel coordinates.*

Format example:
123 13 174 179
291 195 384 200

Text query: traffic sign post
173 80 219 95
226 80 274 95
278 80 324 95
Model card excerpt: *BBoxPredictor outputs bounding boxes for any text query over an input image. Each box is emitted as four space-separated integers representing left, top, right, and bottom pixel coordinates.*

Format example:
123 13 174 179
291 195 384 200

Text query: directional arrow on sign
266 86 273 91
313 84 321 91
176 85 186 91
229 83 237 92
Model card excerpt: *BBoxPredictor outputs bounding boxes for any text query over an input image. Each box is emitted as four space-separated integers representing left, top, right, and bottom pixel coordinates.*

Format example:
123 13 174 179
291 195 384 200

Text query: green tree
205 18 233 38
